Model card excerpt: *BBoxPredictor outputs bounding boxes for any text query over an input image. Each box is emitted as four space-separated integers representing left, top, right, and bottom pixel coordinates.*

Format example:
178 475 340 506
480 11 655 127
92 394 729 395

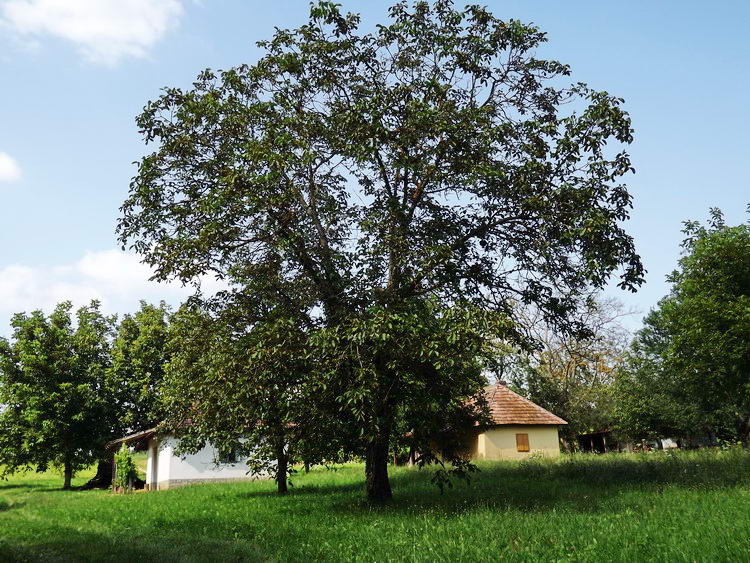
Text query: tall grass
1 449 749 562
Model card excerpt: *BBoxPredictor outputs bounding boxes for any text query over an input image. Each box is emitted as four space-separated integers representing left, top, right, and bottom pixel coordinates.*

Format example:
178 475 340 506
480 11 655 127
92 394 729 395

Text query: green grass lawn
2 449 750 562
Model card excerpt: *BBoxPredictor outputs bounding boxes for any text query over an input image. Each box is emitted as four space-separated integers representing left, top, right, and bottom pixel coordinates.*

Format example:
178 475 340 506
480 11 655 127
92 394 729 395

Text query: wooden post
111 455 117 493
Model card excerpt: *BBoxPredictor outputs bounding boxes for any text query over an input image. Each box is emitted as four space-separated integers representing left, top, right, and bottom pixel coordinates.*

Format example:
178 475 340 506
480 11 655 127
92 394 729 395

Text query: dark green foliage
614 208 750 444
310 301 502 492
109 301 171 433
0 301 172 489
613 308 699 441
118 1 643 499
0 302 115 488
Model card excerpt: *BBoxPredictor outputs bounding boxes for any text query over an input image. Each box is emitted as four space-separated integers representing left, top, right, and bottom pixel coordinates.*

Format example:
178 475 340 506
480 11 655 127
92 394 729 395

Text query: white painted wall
147 436 264 489
145 438 164 489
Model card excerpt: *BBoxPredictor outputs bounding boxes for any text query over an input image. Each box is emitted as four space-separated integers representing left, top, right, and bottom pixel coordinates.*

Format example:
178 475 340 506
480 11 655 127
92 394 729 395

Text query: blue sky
0 0 748 333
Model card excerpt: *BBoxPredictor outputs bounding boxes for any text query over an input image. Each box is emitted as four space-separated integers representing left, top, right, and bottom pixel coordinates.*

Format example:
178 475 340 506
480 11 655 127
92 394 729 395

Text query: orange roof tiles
484 383 567 426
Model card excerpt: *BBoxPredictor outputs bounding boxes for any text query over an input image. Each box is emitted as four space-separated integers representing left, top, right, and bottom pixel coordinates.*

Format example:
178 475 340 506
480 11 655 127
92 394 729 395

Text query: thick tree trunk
365 428 392 502
275 442 288 495
63 461 73 490
81 459 113 490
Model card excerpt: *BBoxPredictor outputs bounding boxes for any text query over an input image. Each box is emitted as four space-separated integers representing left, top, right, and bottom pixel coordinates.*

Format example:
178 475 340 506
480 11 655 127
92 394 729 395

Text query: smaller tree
83 301 172 489
162 298 340 494
612 306 700 443
109 301 171 433
0 301 114 488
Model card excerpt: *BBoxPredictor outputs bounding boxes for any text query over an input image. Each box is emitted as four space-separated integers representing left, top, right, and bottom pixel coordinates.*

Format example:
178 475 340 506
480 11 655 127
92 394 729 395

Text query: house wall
476 425 561 460
145 438 165 490
150 436 261 490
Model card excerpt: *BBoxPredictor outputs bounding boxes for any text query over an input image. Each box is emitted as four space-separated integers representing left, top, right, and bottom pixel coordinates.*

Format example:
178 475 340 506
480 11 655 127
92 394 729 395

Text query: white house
109 429 261 490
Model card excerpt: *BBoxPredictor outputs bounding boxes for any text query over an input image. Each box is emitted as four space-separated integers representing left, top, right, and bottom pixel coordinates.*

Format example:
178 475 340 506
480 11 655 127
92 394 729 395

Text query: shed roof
485 383 567 426
106 428 156 450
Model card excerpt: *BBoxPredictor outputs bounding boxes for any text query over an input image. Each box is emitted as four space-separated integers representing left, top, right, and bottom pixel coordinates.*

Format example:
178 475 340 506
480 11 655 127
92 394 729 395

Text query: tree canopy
614 208 750 445
109 301 171 434
118 1 642 499
0 302 114 488
162 298 338 494
0 300 172 489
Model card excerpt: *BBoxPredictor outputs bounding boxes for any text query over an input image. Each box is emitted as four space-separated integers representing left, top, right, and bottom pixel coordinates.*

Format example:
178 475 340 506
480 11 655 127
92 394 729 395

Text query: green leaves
113 443 137 492
117 0 644 497
0 301 114 483
616 209 750 444
109 302 171 434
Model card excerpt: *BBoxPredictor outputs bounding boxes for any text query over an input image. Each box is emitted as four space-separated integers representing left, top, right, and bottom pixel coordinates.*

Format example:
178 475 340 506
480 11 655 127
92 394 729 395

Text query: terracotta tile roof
484 383 567 425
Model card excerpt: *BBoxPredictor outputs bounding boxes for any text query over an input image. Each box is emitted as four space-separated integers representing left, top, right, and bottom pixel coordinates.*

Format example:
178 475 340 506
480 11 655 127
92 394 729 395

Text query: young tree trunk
275 441 288 495
365 428 392 502
63 461 73 490
559 437 573 453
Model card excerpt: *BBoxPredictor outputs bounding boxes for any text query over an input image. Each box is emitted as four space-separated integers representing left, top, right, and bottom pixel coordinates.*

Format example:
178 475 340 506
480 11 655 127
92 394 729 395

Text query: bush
113 444 136 493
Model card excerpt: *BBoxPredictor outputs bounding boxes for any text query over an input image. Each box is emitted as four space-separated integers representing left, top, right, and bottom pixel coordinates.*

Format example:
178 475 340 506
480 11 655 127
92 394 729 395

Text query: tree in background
614 209 750 445
109 301 171 433
117 1 643 499
508 296 632 449
0 300 172 490
0 302 114 489
612 307 699 443
82 301 172 489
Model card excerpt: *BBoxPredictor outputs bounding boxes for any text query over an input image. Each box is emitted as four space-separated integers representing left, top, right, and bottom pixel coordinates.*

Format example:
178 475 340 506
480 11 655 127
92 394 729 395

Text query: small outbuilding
454 382 567 460
109 429 258 491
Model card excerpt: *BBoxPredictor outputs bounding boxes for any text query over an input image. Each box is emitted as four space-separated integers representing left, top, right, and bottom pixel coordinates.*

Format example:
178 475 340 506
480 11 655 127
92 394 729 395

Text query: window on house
218 447 239 464
516 433 530 452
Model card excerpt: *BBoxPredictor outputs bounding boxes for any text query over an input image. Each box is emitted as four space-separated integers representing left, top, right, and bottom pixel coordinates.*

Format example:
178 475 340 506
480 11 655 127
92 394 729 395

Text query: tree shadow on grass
311 450 750 516
0 499 21 512
234 479 365 500
0 479 90 493
0 482 56 491
235 465 618 516
0 514 272 562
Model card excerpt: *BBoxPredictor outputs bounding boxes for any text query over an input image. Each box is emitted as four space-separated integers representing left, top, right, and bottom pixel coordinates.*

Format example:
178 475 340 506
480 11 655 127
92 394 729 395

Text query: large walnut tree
118 1 642 500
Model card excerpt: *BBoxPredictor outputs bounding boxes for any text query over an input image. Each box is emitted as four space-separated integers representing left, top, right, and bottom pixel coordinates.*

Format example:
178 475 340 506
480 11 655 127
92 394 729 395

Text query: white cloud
0 249 227 333
1 0 183 65
0 152 21 183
